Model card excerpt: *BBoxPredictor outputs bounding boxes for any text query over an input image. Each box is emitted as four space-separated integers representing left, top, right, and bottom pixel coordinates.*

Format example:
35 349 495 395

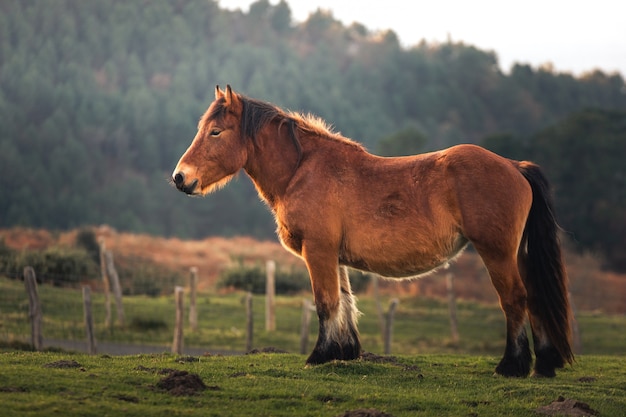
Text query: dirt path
44 339 240 356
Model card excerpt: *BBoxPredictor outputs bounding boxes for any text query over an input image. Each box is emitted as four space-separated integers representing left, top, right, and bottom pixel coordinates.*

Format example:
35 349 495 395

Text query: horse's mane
205 94 365 150
202 94 365 170
284 111 364 151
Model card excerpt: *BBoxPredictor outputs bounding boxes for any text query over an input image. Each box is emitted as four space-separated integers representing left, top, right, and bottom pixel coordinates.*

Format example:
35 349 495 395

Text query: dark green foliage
1 1 625 270
218 260 370 294
377 125 429 156
129 316 168 332
529 110 626 270
75 228 100 264
482 109 626 271
0 239 181 295
113 257 184 297
481 133 527 161
0 239 16 279
0 244 97 286
218 261 311 294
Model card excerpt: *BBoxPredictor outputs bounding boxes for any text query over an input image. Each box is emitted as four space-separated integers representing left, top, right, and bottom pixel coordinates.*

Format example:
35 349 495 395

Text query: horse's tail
517 161 574 365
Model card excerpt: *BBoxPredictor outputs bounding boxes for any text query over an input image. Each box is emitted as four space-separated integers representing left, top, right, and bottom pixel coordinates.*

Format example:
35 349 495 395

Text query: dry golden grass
1 226 302 290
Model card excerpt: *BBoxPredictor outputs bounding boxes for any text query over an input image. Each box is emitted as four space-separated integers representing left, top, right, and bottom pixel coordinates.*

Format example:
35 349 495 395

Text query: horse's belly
340 235 468 278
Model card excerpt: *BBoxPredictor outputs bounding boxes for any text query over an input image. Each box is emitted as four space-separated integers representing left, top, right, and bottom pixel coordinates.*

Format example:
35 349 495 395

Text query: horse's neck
243 125 302 206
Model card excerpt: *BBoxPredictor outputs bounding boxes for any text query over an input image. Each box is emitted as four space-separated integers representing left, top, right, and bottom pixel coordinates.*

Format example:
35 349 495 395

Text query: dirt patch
155 370 210 396
336 409 395 417
135 365 178 375
175 355 200 363
247 347 289 355
112 393 139 403
535 396 599 416
461 400 491 407
360 352 399 364
360 352 423 374
0 386 28 393
43 360 83 369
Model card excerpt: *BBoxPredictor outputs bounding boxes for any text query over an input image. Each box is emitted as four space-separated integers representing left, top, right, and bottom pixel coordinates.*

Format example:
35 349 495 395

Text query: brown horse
173 85 573 377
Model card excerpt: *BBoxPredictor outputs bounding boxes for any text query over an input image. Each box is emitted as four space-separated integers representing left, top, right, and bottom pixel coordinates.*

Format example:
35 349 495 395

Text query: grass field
0 351 624 416
2 276 626 416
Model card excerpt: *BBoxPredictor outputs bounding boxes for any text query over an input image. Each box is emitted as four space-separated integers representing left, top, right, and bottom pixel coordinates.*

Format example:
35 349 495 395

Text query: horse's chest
277 223 303 257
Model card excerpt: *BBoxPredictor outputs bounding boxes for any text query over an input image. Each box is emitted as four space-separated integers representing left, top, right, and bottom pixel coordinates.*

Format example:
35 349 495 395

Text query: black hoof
305 340 361 365
495 331 532 377
495 356 531 377
532 345 564 377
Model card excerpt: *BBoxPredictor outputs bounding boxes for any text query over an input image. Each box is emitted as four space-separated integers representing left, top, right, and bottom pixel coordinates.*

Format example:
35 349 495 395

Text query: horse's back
335 144 532 276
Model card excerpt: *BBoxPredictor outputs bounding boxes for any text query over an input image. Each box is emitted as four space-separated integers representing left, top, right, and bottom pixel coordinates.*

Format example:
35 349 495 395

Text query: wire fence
0 264 318 357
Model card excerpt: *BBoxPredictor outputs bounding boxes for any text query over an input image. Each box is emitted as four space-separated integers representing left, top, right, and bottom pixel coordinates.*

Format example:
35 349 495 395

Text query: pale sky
219 0 626 76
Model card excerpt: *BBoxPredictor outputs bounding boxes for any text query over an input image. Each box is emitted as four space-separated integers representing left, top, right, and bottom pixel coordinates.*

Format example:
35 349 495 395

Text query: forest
1 0 625 271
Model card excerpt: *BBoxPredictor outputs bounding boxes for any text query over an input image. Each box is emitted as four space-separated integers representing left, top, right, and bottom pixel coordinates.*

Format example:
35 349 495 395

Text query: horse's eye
209 129 221 137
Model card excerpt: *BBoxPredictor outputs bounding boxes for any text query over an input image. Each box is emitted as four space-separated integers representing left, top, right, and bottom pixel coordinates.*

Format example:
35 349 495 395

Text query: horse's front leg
304 250 361 364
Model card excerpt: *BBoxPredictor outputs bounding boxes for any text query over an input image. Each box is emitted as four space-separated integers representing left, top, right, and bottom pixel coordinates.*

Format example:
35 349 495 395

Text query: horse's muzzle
173 172 198 195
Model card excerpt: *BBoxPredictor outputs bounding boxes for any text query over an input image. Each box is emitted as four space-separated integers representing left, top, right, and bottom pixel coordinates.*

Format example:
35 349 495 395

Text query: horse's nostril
173 172 184 186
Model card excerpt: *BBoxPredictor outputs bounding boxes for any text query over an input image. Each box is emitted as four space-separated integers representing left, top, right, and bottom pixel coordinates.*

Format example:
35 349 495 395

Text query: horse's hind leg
519 248 567 377
479 253 532 377
306 262 361 365
527 312 564 377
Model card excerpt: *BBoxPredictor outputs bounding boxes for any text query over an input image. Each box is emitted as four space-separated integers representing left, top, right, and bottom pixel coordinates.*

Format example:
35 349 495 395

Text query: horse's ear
215 85 223 100
224 84 240 110
224 84 233 106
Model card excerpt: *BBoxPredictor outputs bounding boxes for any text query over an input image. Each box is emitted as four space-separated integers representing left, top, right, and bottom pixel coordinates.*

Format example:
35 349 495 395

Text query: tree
377 126 428 156
1 0 626 266
528 109 626 271
481 133 527 161
270 0 292 33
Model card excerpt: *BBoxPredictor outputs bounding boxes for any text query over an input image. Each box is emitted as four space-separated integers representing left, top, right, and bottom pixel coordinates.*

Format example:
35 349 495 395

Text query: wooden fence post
265 260 276 331
245 292 253 352
104 250 125 326
300 299 315 354
82 286 97 355
23 266 43 351
384 299 399 354
189 267 198 332
98 239 112 328
446 273 459 344
172 286 184 355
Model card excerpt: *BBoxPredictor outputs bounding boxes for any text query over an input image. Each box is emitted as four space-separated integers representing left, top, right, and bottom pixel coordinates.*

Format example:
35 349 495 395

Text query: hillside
1 1 625 272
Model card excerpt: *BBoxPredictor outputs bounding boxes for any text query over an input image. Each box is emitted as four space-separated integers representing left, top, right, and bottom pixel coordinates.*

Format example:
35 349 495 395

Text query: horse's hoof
305 350 329 365
305 343 361 365
495 359 531 378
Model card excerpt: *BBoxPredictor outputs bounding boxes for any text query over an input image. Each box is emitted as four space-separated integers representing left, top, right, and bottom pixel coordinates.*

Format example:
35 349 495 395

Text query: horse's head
172 85 247 195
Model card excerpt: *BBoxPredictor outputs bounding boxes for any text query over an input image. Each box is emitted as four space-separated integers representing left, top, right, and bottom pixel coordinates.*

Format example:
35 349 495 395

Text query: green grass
2 276 626 416
0 351 624 416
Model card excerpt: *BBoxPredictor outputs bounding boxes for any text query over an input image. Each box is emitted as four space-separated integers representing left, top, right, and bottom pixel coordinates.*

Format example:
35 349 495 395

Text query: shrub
0 244 98 286
218 261 311 294
129 316 168 331
217 260 369 294
0 239 15 277
217 263 267 294
75 228 100 264
112 256 184 297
